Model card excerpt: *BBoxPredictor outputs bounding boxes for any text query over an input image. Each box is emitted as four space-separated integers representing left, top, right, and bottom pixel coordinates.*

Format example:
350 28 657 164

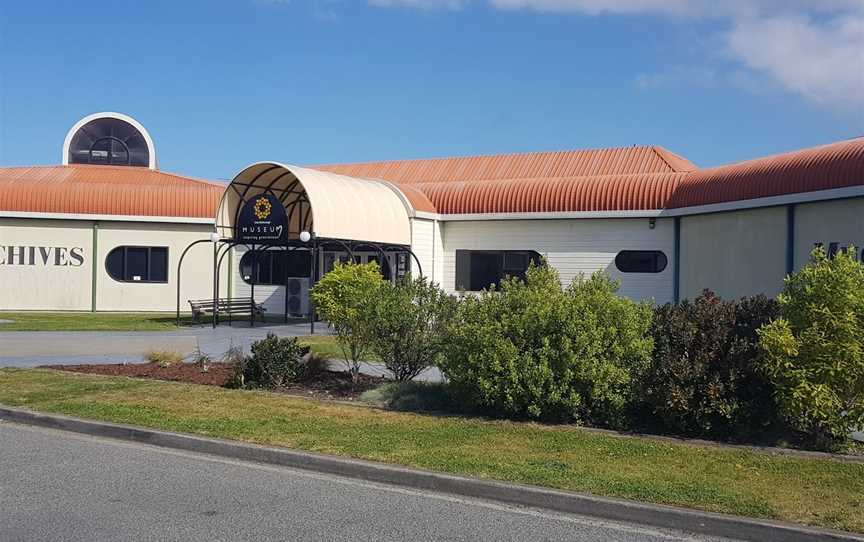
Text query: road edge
1 405 860 542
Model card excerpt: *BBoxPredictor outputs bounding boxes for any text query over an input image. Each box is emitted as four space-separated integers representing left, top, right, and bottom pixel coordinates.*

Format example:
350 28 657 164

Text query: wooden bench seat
188 298 266 325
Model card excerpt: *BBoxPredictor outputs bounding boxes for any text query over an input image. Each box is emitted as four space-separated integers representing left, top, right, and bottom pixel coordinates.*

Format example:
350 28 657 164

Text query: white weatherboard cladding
96 222 228 312
0 218 93 310
439 218 675 304
409 218 435 281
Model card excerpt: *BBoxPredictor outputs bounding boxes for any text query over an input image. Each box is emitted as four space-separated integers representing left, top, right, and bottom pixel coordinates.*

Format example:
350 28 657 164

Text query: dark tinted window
455 250 542 291
105 246 168 283
68 117 149 167
240 250 311 285
615 251 668 273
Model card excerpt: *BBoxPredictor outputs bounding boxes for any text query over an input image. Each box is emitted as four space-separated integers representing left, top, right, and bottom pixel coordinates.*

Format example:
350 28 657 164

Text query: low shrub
636 290 781 440
191 340 212 373
145 349 184 368
439 264 653 426
759 246 864 447
231 333 310 389
367 276 457 381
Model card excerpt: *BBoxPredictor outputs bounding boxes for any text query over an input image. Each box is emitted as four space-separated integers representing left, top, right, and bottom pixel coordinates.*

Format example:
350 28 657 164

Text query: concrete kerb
1 405 860 542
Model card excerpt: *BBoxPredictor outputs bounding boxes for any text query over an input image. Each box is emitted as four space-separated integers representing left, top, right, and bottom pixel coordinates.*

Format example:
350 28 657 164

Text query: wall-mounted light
648 218 656 230
299 231 312 243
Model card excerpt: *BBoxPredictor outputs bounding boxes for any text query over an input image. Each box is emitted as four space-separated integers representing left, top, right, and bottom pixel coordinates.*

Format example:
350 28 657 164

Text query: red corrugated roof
403 173 685 215
666 137 864 209
2 139 859 220
0 165 224 218
314 145 697 183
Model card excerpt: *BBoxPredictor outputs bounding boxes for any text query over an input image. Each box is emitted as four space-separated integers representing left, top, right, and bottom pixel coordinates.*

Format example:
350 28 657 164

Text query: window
615 250 667 273
455 250 542 291
240 250 311 285
105 246 169 283
68 117 149 167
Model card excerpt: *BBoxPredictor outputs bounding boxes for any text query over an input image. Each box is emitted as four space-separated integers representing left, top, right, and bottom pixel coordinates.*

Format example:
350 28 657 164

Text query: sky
0 0 862 181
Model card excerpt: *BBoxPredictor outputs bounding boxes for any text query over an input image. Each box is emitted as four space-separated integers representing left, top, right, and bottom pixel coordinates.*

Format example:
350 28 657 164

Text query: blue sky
1 0 861 180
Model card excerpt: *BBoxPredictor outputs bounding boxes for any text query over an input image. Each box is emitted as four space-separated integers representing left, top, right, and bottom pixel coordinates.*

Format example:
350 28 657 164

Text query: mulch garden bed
39 362 385 401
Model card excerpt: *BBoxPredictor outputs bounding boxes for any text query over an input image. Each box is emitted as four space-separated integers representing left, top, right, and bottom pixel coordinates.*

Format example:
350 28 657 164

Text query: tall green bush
440 264 653 426
637 291 781 439
759 246 864 445
367 276 457 381
310 261 383 382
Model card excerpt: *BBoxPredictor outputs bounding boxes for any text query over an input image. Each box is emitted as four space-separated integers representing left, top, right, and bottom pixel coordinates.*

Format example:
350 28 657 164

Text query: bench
188 298 266 325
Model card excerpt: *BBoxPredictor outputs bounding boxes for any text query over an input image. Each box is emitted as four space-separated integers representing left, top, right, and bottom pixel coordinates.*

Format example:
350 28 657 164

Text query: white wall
0 218 93 310
95 222 226 312
679 207 787 300
439 218 675 304
794 197 864 268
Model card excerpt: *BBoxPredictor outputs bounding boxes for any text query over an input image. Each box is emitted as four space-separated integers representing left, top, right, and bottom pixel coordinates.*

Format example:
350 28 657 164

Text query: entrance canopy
216 162 413 246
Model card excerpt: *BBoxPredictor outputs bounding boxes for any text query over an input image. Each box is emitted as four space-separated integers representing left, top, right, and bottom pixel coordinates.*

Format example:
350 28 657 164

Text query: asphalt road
0 423 737 542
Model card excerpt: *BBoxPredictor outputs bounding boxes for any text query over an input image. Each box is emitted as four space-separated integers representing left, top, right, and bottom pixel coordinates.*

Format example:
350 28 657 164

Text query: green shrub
367 276 457 381
759 246 864 446
440 264 653 426
231 333 309 389
637 291 781 440
310 262 383 382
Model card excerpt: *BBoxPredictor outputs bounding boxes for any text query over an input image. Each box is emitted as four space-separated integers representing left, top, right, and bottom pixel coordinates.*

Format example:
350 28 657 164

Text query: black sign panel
237 193 289 244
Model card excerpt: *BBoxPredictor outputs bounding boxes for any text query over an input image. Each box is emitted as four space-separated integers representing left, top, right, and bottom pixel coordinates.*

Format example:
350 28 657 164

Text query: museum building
0 112 861 315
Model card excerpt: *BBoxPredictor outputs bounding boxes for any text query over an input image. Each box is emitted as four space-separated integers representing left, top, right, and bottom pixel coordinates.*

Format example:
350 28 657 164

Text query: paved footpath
0 422 733 542
0 322 325 366
0 323 443 381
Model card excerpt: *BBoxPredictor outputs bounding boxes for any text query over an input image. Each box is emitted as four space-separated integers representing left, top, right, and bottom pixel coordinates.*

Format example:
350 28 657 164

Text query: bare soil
40 362 384 401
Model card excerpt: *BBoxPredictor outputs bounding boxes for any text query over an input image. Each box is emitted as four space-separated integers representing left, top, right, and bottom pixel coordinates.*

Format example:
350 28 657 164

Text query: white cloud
370 0 864 111
727 13 864 110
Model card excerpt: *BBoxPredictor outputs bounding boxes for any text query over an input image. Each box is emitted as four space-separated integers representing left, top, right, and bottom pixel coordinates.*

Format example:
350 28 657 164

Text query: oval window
105 246 168 283
615 251 668 273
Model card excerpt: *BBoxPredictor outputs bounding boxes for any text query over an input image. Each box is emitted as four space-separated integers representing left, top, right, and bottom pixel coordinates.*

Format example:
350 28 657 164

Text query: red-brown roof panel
314 145 696 184
411 173 685 215
666 137 864 209
0 165 224 218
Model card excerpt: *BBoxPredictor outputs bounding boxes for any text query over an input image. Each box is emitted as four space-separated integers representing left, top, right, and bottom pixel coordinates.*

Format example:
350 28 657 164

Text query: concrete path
0 324 443 381
0 422 733 542
0 322 329 366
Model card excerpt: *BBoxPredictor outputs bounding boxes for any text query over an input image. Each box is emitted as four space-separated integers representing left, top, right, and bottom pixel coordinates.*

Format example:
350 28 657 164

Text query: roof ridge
701 136 864 173
392 170 689 186
311 144 660 169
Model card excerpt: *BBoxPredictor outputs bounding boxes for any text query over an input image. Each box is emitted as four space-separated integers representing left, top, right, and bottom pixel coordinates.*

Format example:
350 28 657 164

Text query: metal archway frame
176 238 216 326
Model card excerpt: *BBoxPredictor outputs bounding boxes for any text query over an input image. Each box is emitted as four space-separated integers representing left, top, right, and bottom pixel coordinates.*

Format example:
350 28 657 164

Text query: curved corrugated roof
408 173 685 215
666 137 864 209
217 163 412 245
0 165 224 218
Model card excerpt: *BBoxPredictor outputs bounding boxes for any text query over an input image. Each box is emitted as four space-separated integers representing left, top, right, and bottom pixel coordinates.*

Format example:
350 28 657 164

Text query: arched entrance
177 163 424 331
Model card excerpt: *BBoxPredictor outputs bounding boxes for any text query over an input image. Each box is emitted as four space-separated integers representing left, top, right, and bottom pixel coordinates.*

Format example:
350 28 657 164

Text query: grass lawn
1 369 861 533
298 335 379 362
0 312 191 331
0 312 307 332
